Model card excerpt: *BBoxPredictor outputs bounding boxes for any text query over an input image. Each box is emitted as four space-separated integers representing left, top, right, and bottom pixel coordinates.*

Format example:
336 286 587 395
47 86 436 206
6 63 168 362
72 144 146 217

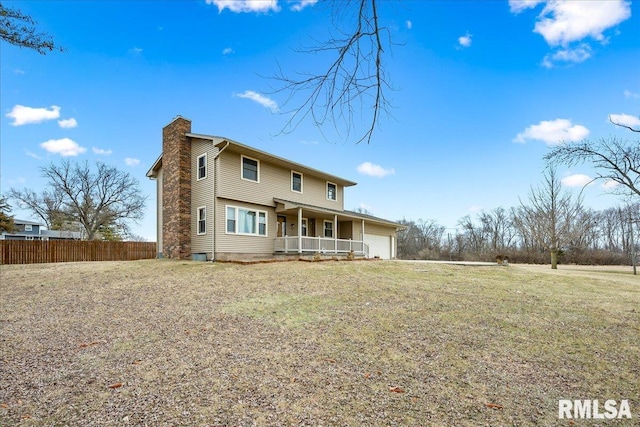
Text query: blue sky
1 0 639 240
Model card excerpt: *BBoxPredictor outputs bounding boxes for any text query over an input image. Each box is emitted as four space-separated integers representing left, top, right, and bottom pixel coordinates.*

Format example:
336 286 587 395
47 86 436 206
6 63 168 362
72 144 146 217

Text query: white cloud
406 20 413 30
514 119 590 145
58 118 78 128
357 162 395 178
6 105 61 126
510 1 631 67
532 1 631 47
9 176 26 185
458 33 472 48
602 180 619 190
14 68 25 75
290 0 317 12
40 138 86 157
222 47 234 55
509 0 543 14
358 203 373 213
207 0 280 13
124 157 140 167
561 173 593 187
624 89 640 99
93 147 112 156
234 90 279 112
609 113 640 129
299 139 318 145
541 44 591 68
468 205 483 213
128 47 143 55
25 150 42 160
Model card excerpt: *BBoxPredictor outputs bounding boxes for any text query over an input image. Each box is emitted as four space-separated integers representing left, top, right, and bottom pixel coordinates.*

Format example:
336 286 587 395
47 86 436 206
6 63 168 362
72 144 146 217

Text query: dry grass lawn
1 260 638 426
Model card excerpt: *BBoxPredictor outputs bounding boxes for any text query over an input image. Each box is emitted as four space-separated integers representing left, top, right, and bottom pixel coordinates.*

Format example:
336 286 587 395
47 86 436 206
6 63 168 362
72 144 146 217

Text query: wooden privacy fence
0 240 157 265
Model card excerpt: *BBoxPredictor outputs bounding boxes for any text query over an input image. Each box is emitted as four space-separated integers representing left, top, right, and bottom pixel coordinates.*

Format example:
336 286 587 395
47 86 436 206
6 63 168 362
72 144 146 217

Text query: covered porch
273 199 370 256
275 236 369 256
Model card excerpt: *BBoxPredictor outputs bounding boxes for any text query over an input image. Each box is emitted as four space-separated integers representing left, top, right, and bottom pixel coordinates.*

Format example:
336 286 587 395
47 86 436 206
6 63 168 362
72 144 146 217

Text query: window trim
326 181 337 201
291 170 303 193
197 153 207 181
225 205 268 237
323 220 334 238
241 155 260 183
24 224 33 232
197 206 206 235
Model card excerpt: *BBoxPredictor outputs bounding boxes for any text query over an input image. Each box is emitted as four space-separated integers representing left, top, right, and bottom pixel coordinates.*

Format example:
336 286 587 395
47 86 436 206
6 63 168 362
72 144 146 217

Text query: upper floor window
242 155 259 182
24 224 32 232
197 154 207 180
327 182 337 201
291 171 303 193
197 206 206 235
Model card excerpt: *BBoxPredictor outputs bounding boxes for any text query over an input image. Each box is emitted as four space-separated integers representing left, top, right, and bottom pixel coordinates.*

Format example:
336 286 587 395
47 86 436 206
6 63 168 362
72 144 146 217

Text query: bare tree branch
0 2 63 54
609 115 640 133
272 0 393 144
544 137 640 199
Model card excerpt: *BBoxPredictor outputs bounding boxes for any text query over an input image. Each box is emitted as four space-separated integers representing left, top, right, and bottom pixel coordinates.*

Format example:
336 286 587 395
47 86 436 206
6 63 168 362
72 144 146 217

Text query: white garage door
364 234 392 259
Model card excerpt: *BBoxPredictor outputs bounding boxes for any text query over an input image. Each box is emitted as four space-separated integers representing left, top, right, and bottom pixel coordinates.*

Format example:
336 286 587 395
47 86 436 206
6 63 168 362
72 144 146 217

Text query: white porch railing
275 236 369 257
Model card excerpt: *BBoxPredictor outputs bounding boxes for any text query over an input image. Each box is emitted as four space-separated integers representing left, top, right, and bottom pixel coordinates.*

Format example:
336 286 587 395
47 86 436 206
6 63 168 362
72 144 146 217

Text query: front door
277 215 287 237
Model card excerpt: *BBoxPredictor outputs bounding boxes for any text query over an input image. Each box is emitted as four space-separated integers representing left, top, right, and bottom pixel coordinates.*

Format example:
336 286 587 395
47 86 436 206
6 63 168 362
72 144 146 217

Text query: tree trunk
550 249 558 269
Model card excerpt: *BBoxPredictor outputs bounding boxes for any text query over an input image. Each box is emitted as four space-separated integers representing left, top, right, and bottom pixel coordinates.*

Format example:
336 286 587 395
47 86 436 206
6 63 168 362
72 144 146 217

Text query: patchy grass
0 260 638 426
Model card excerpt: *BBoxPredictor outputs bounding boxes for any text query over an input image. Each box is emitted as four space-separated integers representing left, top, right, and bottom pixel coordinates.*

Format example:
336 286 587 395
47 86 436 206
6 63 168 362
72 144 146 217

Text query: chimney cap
165 115 192 127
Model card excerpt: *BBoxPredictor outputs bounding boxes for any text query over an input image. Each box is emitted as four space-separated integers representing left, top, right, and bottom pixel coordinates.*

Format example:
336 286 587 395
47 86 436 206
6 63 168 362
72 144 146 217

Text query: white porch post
334 214 338 253
361 219 365 254
297 207 303 254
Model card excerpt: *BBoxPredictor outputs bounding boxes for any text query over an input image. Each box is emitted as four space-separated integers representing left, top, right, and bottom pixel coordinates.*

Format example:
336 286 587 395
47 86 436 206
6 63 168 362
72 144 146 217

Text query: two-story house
146 116 402 261
0 219 83 240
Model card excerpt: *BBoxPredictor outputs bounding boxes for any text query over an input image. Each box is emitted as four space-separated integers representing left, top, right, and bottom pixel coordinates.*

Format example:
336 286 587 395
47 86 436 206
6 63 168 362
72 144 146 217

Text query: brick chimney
162 116 192 259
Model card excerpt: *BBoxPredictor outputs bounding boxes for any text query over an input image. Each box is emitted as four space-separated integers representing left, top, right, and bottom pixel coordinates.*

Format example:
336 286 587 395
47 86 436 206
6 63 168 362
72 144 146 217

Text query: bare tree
544 137 639 198
478 207 517 252
11 161 146 240
8 188 67 230
518 167 586 269
274 0 392 144
0 2 63 54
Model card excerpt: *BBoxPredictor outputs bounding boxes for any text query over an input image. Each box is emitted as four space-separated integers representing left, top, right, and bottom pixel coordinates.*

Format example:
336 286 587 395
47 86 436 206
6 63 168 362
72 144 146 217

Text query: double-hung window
242 156 259 182
291 171 303 193
197 154 207 180
197 206 206 235
226 205 267 236
327 182 337 201
323 220 333 238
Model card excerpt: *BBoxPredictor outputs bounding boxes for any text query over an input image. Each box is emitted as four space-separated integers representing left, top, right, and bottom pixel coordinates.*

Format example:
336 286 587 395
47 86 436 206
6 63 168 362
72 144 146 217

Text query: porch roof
273 198 403 230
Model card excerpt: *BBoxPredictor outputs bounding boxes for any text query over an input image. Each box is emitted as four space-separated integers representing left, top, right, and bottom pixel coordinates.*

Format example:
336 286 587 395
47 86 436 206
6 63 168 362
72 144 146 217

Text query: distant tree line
397 202 639 265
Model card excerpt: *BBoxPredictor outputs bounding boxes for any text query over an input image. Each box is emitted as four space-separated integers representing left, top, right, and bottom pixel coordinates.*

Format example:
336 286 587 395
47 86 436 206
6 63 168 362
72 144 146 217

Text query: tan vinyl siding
364 222 397 237
215 198 276 254
217 150 345 210
191 141 218 254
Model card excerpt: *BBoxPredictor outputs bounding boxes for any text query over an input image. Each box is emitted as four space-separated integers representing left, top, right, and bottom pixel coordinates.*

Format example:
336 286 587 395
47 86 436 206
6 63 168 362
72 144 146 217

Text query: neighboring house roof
146 134 357 188
274 198 403 229
41 229 83 239
13 219 43 226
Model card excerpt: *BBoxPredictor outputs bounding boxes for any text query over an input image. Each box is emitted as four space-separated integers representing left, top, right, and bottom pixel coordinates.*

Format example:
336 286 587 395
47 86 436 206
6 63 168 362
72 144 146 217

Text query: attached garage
364 233 395 260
